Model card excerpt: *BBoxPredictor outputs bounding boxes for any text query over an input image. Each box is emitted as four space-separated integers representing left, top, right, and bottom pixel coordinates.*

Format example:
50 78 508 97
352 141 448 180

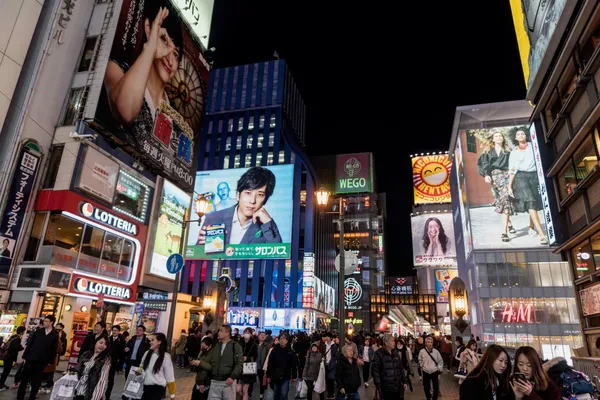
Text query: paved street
470 206 548 249
0 360 460 400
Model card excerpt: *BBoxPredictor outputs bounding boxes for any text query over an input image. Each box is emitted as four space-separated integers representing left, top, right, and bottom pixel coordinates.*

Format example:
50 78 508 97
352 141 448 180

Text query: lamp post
315 187 345 347
166 193 210 345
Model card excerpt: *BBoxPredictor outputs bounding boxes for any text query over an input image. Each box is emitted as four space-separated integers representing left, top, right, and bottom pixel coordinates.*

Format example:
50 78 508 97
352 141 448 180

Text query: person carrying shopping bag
73 336 112 400
303 343 324 400
137 333 176 400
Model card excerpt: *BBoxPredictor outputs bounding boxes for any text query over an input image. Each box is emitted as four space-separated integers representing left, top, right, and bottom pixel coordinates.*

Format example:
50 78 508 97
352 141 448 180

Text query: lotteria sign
80 203 137 236
74 277 131 300
335 153 373 194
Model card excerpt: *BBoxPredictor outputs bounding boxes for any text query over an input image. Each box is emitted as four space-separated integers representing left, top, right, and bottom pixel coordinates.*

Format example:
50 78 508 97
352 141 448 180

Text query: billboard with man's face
411 213 457 266
92 0 210 191
455 125 553 251
186 165 294 260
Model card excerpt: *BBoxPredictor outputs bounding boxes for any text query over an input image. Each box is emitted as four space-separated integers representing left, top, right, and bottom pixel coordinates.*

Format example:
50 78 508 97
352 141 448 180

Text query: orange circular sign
412 155 452 204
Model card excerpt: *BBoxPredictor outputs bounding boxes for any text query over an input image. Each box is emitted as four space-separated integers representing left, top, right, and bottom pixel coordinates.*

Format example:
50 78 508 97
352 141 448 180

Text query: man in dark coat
17 315 59 400
0 326 25 390
123 325 150 376
266 333 298 400
78 321 108 362
106 325 126 399
372 334 408 400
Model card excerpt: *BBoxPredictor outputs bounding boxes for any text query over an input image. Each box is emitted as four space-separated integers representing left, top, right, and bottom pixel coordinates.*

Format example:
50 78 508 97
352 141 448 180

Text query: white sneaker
528 228 537 237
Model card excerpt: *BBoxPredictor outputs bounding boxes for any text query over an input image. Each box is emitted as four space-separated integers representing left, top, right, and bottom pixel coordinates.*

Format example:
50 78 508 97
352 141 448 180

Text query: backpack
0 336 18 360
559 370 594 398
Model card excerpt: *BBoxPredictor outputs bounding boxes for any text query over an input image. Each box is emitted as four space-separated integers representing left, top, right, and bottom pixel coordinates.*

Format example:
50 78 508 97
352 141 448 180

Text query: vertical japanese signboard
0 144 41 287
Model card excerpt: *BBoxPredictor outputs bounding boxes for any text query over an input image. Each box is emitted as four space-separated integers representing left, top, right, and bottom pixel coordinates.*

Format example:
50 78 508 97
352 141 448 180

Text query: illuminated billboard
455 125 553 251
186 165 294 260
412 154 452 204
434 269 458 303
390 277 414 295
411 213 457 266
335 153 373 194
509 0 573 94
149 179 190 279
91 0 209 191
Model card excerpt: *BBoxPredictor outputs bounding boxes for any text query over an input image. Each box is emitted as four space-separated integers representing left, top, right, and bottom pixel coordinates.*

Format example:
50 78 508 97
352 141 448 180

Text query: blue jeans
272 380 290 400
176 354 185 367
336 392 359 400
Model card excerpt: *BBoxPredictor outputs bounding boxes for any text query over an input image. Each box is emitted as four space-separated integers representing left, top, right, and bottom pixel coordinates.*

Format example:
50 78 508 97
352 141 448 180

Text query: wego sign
80 203 137 236
335 153 373 194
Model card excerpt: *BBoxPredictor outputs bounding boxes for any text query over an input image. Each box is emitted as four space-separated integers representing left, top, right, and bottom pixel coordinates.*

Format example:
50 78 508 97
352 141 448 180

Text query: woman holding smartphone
510 347 560 400
459 344 514 400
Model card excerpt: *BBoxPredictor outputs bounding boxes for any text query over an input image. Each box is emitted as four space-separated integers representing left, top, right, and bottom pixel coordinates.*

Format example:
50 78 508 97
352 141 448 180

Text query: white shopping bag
314 361 326 394
122 367 145 399
296 379 308 398
50 374 78 400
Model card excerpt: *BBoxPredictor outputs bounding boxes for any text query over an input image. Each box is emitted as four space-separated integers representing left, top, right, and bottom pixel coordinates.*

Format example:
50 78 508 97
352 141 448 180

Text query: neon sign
501 302 535 323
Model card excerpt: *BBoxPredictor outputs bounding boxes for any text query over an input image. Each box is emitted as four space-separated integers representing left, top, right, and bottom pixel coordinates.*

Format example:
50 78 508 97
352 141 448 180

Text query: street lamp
166 192 210 345
315 186 346 347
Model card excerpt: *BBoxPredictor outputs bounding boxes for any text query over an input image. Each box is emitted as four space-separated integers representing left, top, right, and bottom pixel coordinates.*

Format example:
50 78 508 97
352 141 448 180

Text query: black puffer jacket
266 344 298 381
336 357 361 394
371 348 406 392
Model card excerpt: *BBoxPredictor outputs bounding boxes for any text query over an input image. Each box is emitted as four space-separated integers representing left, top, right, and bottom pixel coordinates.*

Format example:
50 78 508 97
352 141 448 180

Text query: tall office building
181 60 338 334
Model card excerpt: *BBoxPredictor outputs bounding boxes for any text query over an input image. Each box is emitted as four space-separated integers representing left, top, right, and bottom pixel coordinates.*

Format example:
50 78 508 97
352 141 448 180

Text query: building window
77 37 97 72
42 146 64 189
572 239 596 279
76 225 104 274
558 163 577 200
23 213 47 261
592 233 600 272
61 87 85 126
573 136 598 181
558 58 579 103
466 133 477 153
579 7 600 67
544 91 562 129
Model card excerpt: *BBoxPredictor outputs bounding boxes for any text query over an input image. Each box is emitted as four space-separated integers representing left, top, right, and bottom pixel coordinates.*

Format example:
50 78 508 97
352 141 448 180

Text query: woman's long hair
481 128 510 154
466 344 511 394
143 333 168 374
514 346 548 391
421 217 449 254
466 339 477 352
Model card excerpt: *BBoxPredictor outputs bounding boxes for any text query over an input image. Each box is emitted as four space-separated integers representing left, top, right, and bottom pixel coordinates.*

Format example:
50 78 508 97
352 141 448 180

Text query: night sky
210 0 527 275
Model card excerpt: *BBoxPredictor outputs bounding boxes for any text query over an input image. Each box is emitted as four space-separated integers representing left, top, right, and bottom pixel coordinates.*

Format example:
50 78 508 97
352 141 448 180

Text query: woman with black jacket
74 336 112 400
460 344 514 400
240 328 258 400
336 344 361 400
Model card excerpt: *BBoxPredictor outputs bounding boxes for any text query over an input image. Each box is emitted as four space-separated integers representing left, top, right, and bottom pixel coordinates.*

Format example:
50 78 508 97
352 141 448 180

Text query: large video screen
94 0 209 191
149 179 190 279
434 269 458 303
411 213 457 266
457 125 551 250
186 165 294 260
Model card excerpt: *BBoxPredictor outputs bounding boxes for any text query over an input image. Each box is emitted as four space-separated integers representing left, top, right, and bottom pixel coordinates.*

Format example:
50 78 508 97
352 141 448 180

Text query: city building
181 60 337 334
448 101 583 361
508 0 600 354
410 152 457 335
0 0 213 347
311 153 386 332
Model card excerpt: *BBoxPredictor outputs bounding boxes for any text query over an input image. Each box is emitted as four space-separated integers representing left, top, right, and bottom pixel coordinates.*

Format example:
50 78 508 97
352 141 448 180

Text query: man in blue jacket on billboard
197 166 282 246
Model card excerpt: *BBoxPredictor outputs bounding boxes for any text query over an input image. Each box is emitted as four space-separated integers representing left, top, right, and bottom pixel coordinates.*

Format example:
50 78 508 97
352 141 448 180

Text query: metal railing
572 357 600 383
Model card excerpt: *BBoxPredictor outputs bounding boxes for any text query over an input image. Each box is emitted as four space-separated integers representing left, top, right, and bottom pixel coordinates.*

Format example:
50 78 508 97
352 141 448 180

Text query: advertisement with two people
410 213 457 266
186 165 294 260
455 125 552 251
94 0 210 191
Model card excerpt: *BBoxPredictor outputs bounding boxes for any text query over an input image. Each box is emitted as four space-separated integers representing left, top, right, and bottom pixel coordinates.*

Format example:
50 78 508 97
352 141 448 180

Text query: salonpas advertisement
186 165 294 260
149 180 190 279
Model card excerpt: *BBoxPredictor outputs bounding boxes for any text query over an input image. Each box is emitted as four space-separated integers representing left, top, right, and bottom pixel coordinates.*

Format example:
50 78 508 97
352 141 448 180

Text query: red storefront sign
68 331 88 367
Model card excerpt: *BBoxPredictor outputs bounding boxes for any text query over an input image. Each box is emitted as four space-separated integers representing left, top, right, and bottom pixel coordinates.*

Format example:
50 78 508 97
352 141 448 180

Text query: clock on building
166 53 206 132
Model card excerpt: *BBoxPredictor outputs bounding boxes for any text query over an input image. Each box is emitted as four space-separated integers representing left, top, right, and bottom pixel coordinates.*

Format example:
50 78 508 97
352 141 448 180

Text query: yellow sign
509 0 531 89
344 318 363 325
412 155 452 204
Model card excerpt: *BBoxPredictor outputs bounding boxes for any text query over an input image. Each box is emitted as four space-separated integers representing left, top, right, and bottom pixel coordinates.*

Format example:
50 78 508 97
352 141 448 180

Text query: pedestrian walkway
0 360 461 400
